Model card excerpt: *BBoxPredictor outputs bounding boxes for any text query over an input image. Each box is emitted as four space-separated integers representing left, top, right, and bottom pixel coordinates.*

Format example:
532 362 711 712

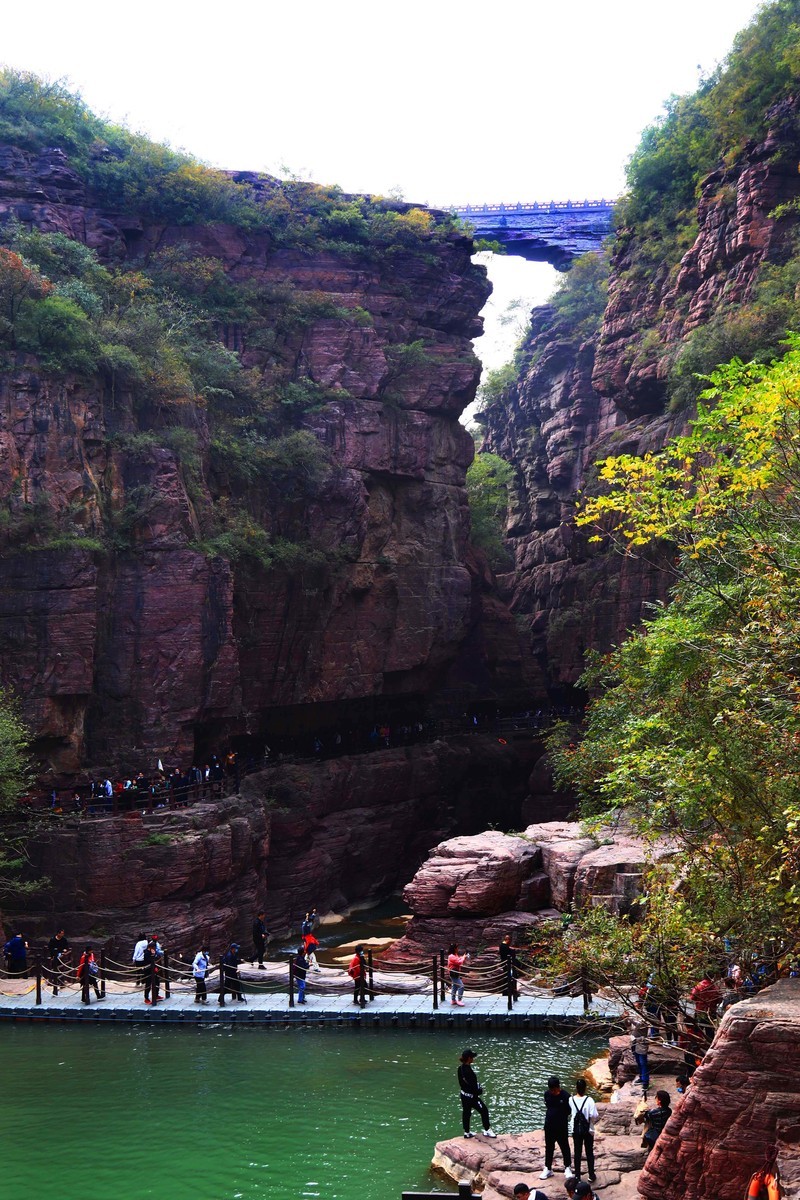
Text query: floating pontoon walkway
0 989 622 1029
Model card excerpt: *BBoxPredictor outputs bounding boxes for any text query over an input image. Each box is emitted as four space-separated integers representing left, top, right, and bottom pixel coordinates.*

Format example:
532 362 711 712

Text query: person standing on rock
457 1048 497 1139
569 1078 598 1182
252 911 268 969
192 946 210 1003
448 943 469 1006
540 1075 573 1180
630 1011 650 1088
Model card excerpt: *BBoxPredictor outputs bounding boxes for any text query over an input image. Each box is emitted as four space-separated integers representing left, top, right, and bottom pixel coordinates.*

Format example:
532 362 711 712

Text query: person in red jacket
689 971 722 1039
75 945 102 1005
348 945 368 1007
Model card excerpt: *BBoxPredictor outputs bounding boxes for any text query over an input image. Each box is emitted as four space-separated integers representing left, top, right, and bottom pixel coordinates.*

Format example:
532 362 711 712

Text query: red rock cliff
0 145 524 775
482 100 800 692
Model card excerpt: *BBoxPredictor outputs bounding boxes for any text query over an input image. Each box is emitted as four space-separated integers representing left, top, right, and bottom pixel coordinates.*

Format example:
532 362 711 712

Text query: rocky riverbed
432 979 800 1200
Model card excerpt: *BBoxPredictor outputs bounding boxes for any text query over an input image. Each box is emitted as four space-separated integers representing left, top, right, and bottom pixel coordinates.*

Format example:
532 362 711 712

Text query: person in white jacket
192 946 211 1003
569 1078 599 1182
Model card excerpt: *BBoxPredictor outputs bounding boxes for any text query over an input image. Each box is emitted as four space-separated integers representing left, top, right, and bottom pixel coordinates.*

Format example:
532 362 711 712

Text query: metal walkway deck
0 987 622 1029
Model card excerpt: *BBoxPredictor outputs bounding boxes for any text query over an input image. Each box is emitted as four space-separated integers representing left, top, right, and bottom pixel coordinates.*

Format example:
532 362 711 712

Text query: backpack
573 1097 591 1136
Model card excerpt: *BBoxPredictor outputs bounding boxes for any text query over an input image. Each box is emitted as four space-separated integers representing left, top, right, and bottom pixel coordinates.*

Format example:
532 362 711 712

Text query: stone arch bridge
451 199 615 268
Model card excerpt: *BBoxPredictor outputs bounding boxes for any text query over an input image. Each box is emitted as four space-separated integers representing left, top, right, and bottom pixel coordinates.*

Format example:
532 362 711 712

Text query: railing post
100 948 106 998
440 949 446 1002
458 1184 474 1200
581 964 592 1013
367 948 374 1001
218 956 226 1006
506 957 513 1011
288 954 295 1008
433 956 438 1010
35 954 42 1005
358 964 366 1008
163 950 170 998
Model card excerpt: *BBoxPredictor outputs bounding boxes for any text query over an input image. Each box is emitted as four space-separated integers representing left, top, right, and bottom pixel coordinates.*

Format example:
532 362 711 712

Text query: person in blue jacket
3 933 28 977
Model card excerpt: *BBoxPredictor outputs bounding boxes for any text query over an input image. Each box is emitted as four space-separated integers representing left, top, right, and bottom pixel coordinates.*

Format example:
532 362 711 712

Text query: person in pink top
448 943 469 1006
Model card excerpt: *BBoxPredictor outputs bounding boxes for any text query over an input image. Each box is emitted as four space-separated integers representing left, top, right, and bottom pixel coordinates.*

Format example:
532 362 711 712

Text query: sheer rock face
19 737 537 945
482 101 800 693
390 821 670 959
0 145 522 775
638 979 800 1200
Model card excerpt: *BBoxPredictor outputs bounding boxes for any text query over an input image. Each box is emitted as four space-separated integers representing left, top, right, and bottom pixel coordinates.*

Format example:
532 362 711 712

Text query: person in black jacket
252 912 268 969
636 1090 672 1154
457 1048 498 1139
219 942 245 1004
540 1075 573 1179
142 940 161 1005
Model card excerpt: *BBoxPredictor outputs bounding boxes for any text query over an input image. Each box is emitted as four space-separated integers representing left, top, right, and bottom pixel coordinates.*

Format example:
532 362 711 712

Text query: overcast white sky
0 0 766 383
2 0 764 205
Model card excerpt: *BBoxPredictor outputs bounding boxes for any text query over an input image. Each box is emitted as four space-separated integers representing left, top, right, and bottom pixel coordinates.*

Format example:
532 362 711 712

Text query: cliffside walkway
0 985 622 1029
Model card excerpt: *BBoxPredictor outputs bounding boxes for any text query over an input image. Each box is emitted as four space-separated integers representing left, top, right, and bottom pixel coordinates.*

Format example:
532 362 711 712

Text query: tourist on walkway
48 929 71 992
220 942 245 1004
301 909 318 936
457 1048 497 1138
570 1078 598 1182
3 933 28 978
294 947 309 1004
142 940 161 1005
132 933 148 986
448 943 469 1006
192 946 210 1003
540 1076 573 1180
636 1090 672 1154
630 1012 650 1087
302 930 320 970
348 944 368 1007
499 935 520 1000
76 945 102 1004
252 911 268 969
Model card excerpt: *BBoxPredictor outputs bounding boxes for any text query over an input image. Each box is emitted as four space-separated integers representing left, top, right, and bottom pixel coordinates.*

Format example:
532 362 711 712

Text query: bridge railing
453 199 616 214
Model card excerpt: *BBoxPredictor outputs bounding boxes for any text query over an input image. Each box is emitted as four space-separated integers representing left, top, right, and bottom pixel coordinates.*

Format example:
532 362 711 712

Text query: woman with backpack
75 944 102 1005
570 1078 599 1182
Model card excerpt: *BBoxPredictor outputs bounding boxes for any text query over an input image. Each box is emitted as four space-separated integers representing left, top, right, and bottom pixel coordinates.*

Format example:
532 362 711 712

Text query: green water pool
4 1024 604 1199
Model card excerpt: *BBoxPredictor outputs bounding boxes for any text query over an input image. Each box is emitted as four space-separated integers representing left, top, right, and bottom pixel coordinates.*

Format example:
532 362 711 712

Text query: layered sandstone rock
389 821 670 960
639 978 800 1200
15 735 537 947
482 100 800 691
0 143 525 777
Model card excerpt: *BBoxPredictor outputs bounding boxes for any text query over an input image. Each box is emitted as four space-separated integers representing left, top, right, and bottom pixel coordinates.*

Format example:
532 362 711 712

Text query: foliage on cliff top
618 0 800 250
0 70 459 253
549 343 800 968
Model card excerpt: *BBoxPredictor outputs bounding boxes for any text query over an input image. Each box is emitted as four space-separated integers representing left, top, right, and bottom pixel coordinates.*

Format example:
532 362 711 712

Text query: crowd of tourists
33 705 583 816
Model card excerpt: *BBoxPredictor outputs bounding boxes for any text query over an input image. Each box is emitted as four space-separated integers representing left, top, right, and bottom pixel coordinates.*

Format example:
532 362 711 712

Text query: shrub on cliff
551 343 800 962
466 452 514 572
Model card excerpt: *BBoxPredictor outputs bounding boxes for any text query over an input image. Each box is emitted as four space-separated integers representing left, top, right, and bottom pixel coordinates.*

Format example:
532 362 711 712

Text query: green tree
466 452 513 571
550 344 800 972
